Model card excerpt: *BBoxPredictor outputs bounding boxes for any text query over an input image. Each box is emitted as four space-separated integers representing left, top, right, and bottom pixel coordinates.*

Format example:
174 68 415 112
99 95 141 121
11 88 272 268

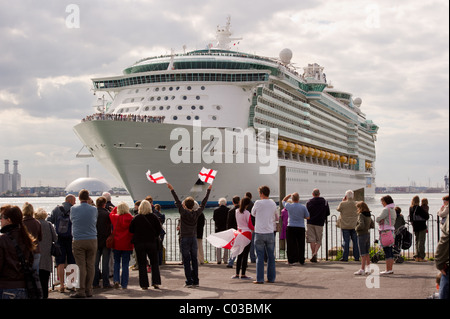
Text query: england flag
198 167 217 184
145 170 167 184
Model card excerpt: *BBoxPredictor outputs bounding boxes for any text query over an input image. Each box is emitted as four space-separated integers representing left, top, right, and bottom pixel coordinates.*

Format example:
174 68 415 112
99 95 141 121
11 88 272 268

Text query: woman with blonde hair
109 202 134 289
129 200 163 289
34 208 57 298
409 195 429 262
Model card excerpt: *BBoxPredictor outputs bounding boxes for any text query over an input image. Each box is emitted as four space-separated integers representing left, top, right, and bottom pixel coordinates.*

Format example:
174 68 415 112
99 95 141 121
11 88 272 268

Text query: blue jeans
113 250 131 288
93 246 111 287
249 232 256 262
342 229 360 261
181 237 199 285
440 270 449 299
0 288 27 299
254 233 276 283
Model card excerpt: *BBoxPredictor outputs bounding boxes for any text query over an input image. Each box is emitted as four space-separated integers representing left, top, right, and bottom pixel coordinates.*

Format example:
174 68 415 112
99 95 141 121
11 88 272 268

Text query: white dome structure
279 48 293 64
353 97 362 107
65 177 111 196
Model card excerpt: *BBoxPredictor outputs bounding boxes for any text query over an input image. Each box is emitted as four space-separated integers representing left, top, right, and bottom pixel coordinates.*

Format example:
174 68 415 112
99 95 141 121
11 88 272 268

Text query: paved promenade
48 259 439 300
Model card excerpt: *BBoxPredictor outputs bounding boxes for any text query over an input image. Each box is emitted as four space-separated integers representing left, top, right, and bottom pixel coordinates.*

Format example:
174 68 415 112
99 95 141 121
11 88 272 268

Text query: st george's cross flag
146 170 167 184
207 229 253 258
198 167 217 184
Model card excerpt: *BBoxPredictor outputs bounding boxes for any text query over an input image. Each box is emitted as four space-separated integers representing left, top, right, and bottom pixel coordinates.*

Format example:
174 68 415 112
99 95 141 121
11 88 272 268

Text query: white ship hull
73 120 374 206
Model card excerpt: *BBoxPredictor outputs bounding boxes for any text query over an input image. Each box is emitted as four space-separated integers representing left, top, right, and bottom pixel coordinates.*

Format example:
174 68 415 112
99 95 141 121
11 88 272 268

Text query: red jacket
109 208 134 251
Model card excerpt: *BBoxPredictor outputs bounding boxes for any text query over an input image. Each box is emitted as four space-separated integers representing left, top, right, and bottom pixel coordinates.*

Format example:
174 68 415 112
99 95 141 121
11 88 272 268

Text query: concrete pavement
48 259 439 300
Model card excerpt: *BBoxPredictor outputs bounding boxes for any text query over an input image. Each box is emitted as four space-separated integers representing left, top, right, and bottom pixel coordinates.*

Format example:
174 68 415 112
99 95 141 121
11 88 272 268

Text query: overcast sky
0 0 448 189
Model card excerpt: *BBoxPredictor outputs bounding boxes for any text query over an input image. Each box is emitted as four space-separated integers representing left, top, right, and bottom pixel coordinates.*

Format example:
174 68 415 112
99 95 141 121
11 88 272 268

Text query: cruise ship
74 17 378 207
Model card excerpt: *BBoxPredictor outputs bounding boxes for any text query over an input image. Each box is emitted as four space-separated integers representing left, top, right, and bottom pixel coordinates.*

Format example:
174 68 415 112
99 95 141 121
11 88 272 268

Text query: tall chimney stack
13 160 18 174
4 160 9 174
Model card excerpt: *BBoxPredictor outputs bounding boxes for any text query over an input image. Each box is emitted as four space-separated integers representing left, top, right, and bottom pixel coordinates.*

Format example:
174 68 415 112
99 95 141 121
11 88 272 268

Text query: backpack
55 206 72 238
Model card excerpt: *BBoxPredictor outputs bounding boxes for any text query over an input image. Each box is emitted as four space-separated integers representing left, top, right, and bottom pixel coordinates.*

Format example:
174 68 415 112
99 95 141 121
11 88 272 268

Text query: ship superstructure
74 17 378 206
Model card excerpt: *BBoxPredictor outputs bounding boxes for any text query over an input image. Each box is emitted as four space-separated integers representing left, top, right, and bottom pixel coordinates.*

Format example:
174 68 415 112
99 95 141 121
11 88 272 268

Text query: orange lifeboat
278 140 287 151
286 142 295 152
299 145 308 155
294 144 302 154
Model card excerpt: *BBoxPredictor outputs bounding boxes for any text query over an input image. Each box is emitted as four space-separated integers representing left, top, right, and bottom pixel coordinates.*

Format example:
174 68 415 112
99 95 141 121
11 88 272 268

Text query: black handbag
49 223 62 257
9 236 43 299
144 215 163 251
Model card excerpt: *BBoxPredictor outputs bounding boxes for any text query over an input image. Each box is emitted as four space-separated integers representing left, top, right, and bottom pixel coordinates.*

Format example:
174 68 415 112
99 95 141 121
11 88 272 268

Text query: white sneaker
380 270 394 275
354 269 365 275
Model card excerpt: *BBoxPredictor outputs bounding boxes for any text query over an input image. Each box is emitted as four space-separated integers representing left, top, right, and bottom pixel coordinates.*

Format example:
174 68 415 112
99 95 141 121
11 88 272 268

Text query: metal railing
163 214 442 262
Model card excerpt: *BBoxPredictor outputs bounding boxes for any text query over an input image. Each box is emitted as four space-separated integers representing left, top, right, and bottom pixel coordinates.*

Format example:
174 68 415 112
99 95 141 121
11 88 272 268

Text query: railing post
325 218 329 261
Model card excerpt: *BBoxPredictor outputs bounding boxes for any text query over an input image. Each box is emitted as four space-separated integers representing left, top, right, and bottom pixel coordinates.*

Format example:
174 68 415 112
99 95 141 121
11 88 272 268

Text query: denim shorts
357 233 370 256
55 237 76 265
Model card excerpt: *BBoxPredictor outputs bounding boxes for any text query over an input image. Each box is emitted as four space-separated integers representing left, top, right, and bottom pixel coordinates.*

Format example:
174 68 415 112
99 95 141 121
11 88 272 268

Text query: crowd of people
0 185 448 299
82 113 165 123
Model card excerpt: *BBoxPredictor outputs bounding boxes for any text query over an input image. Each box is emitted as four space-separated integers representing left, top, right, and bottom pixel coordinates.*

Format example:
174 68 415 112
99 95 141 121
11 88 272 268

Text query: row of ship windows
123 95 203 103
116 105 222 113
128 85 206 94
171 115 218 121
94 73 268 89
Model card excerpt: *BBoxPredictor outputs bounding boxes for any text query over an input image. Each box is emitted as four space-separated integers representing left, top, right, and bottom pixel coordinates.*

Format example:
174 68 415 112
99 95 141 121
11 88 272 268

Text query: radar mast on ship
215 15 243 50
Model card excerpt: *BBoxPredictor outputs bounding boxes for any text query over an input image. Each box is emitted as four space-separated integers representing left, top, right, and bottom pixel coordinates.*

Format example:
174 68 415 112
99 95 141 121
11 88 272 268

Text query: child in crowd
354 201 375 275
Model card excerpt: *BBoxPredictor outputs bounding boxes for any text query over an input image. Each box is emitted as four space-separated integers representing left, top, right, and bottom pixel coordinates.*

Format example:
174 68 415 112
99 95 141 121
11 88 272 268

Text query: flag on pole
146 170 167 184
198 167 217 184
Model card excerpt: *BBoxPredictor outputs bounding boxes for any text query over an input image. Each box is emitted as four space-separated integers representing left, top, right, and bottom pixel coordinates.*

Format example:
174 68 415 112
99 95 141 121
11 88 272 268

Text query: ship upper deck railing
81 113 165 123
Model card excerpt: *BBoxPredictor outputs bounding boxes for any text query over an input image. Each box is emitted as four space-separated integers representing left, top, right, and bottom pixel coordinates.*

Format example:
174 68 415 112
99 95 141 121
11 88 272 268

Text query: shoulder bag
106 216 119 249
143 215 163 251
9 235 43 299
49 222 62 257
380 208 395 247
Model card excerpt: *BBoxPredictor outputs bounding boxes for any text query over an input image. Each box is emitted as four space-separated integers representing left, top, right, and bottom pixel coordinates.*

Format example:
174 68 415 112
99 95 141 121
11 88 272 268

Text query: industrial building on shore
0 160 21 195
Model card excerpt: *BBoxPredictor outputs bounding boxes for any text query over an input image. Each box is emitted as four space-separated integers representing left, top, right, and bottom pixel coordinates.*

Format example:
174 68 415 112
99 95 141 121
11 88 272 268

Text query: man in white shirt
251 185 278 284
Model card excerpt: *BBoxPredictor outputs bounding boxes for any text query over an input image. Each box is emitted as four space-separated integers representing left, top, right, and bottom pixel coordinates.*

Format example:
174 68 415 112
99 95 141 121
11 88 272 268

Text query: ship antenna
215 15 243 50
